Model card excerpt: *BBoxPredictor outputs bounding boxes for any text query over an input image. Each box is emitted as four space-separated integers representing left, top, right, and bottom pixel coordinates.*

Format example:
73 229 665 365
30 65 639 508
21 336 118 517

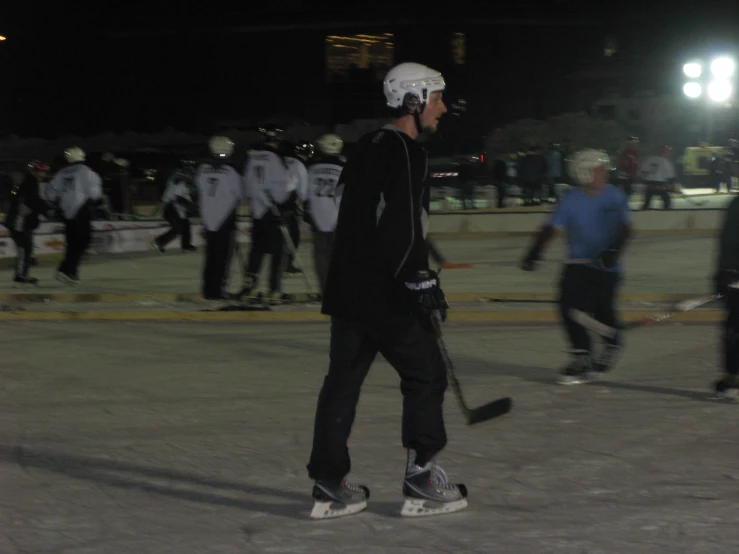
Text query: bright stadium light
683 82 702 98
710 56 735 79
683 62 702 78
708 79 733 102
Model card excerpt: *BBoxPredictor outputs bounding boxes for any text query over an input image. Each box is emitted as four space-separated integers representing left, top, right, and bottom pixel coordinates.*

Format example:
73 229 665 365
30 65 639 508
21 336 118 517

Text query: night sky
0 1 737 138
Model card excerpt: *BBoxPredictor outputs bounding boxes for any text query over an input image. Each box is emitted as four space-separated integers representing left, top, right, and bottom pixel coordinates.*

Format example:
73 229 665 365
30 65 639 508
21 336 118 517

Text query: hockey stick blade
569 293 722 338
431 313 512 425
466 396 513 425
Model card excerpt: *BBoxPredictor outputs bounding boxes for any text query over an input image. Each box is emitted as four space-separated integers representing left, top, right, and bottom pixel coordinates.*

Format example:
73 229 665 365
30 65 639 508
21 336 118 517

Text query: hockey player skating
284 141 312 276
45 147 104 287
3 160 49 286
640 145 675 210
195 136 244 300
520 149 632 384
305 133 344 297
306 62 467 519
241 125 298 305
713 194 739 399
151 166 196 253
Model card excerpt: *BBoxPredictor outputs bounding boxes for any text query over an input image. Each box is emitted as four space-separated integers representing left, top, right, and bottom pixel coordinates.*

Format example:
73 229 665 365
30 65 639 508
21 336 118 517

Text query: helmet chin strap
413 110 423 135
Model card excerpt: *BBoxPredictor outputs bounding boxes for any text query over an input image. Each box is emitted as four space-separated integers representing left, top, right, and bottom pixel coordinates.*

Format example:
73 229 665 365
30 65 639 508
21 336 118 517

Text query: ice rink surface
2 321 739 553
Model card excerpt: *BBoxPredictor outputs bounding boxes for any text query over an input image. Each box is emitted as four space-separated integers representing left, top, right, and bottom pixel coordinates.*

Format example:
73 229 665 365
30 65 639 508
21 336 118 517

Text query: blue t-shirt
549 185 631 272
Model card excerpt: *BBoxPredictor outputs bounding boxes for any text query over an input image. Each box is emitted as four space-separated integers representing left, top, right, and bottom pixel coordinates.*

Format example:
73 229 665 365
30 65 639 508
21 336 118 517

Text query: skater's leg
558 265 594 383
592 270 623 373
376 315 447 466
716 296 739 398
243 218 267 294
307 317 377 482
313 231 333 295
268 222 288 298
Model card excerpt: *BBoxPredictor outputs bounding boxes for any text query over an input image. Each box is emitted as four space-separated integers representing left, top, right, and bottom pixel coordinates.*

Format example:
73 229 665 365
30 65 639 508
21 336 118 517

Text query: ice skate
13 276 39 288
285 263 303 276
557 350 593 385
55 271 79 288
150 240 165 254
714 374 739 401
267 291 294 305
401 451 468 517
593 342 622 375
310 479 370 520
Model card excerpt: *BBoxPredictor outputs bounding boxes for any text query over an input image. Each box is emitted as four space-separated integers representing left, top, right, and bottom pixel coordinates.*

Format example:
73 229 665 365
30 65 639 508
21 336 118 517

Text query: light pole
682 55 735 144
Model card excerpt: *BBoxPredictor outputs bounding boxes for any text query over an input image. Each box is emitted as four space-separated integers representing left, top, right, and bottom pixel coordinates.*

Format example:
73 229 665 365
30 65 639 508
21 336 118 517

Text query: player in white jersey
283 141 312 276
241 125 298 304
45 147 104 286
195 136 245 300
152 166 196 253
305 134 345 296
640 145 676 210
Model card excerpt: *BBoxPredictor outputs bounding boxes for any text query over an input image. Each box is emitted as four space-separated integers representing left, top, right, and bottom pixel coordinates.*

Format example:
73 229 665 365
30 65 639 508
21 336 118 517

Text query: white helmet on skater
316 133 344 155
209 136 234 158
383 62 445 113
568 149 610 186
64 146 86 163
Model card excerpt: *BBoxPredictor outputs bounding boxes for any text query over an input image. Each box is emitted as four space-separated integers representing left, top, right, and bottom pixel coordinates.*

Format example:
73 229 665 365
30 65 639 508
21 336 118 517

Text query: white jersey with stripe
639 156 675 183
45 163 103 220
195 163 244 231
161 177 193 219
307 158 345 232
243 148 297 219
285 156 309 201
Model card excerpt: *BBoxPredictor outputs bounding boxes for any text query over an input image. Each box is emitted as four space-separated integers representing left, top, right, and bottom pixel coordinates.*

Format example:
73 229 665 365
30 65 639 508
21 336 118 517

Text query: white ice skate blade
557 375 590 385
310 499 367 520
400 498 468 517
714 390 739 402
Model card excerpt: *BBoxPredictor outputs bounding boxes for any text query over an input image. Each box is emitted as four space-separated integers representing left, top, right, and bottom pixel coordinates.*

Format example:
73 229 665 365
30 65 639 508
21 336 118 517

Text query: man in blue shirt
520 149 633 384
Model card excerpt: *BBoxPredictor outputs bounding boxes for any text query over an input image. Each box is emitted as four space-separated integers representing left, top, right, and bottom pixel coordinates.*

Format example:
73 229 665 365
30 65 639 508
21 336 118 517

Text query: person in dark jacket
3 160 50 285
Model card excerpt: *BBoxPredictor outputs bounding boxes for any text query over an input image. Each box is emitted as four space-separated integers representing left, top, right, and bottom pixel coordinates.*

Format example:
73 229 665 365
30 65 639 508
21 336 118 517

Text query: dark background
0 0 737 141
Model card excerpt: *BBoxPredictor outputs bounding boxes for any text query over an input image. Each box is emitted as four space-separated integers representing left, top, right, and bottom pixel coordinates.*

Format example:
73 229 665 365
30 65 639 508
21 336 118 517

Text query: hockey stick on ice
430 311 513 425
569 293 723 339
674 184 707 207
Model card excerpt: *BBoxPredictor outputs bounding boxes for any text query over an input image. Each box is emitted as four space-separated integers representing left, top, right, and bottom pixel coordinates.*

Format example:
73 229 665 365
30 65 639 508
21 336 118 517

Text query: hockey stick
569 293 722 339
430 311 513 425
675 185 706 207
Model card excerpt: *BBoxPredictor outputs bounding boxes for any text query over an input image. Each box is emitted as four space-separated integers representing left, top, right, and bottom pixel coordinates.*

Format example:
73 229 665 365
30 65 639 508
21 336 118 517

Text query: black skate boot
593 339 623 375
55 271 79 288
714 374 739 401
150 240 165 254
13 275 39 287
401 449 468 517
285 263 303 276
557 350 593 385
310 478 370 520
267 291 294 305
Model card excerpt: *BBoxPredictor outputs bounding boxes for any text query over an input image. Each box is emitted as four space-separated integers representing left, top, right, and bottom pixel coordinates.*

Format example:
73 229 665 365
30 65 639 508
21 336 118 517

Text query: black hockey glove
403 269 448 323
596 248 619 270
714 269 739 296
520 247 541 272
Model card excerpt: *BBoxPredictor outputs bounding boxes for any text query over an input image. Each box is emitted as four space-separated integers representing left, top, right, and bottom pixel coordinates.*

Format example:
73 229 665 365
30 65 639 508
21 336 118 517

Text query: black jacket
321 127 430 324
4 172 46 232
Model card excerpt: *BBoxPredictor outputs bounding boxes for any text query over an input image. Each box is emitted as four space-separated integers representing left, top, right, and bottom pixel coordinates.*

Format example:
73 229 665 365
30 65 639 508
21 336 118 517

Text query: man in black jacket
3 160 49 285
306 62 468 520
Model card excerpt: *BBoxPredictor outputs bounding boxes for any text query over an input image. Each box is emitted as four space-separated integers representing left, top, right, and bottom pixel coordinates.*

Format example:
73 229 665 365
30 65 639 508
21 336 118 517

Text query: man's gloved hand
520 247 540 272
596 248 619 270
403 269 448 323
714 269 739 296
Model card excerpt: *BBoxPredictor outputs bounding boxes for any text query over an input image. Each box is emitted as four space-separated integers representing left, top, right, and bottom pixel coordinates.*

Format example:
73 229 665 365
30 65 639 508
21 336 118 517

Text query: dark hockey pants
722 294 739 376
156 204 192 250
307 315 448 483
312 231 334 295
559 264 621 352
58 209 92 278
245 215 287 293
202 214 235 299
10 229 34 278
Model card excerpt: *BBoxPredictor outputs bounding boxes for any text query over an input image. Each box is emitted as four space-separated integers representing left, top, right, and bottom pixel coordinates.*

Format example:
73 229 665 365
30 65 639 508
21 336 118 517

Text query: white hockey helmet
64 146 86 163
383 62 446 112
209 136 234 158
568 149 610 186
316 133 344 156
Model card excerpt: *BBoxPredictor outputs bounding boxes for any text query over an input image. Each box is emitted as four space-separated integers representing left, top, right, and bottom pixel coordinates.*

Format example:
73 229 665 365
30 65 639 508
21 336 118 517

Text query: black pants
312 230 334 295
202 214 235 299
10 228 33 278
307 315 448 482
494 182 507 208
245 215 287 293
722 293 739 375
642 182 671 210
155 204 192 250
58 209 92 278
618 178 633 200
286 214 300 268
522 180 540 206
559 264 621 352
